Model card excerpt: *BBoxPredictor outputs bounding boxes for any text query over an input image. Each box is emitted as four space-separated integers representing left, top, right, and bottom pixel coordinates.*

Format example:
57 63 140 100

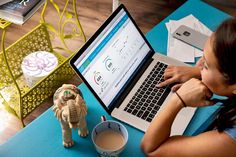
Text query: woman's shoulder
224 124 236 141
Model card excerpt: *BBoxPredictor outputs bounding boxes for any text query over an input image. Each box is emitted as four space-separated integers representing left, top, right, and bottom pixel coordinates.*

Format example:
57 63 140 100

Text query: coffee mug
92 117 128 157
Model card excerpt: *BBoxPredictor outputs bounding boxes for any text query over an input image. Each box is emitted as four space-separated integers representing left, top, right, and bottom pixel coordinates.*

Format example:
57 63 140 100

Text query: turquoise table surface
0 1 231 157
0 83 144 157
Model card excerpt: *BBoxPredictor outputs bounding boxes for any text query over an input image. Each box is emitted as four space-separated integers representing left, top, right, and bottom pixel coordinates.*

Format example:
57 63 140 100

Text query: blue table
0 1 231 157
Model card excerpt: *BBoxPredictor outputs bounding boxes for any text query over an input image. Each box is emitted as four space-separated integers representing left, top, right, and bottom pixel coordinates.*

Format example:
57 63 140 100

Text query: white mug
92 117 128 157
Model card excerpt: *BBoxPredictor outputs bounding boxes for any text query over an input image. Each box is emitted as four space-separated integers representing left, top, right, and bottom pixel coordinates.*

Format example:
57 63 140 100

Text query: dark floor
205 0 236 17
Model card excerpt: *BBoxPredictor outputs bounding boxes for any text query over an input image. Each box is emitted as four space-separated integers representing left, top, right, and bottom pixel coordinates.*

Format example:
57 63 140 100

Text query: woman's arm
142 129 236 157
142 78 212 153
141 79 236 156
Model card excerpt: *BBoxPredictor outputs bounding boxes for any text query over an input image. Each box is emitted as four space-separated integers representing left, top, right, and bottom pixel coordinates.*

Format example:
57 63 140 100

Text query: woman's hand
158 66 201 91
176 78 214 107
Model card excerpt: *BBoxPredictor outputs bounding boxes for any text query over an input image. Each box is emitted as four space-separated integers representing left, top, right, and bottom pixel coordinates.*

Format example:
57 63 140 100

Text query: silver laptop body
70 4 196 135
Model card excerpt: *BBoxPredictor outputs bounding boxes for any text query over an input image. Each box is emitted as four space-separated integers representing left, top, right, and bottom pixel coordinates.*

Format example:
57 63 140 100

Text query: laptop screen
71 5 154 111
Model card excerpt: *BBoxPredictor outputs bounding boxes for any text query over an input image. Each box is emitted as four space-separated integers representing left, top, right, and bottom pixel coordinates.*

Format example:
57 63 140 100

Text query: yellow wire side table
0 0 86 126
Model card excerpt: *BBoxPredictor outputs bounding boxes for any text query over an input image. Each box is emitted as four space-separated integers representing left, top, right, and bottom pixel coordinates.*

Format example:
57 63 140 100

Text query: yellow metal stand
0 0 86 126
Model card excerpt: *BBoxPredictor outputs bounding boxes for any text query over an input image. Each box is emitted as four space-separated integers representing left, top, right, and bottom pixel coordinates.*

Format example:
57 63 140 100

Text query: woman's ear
232 84 236 94
233 90 236 95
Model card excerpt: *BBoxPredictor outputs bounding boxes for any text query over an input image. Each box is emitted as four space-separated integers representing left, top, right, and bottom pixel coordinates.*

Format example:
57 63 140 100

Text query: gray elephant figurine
52 84 89 147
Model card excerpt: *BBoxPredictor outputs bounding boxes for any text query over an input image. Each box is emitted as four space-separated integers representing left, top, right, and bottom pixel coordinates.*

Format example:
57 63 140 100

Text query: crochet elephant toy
52 84 89 147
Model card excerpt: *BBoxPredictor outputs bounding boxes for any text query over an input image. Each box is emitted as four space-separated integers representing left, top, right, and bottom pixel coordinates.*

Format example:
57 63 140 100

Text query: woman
141 18 236 157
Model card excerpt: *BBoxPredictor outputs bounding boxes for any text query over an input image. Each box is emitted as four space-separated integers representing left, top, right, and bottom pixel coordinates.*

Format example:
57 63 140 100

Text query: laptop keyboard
124 62 170 122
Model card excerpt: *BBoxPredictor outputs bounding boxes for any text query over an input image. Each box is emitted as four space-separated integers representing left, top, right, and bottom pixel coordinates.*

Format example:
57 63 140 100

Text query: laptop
70 4 196 135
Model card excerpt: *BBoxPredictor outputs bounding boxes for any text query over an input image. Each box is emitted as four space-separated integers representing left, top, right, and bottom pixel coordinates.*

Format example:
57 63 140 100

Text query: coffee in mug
95 130 125 150
92 120 128 157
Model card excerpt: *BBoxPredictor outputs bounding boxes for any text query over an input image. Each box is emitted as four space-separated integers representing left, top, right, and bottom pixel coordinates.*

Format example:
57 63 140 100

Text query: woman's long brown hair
213 18 236 131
